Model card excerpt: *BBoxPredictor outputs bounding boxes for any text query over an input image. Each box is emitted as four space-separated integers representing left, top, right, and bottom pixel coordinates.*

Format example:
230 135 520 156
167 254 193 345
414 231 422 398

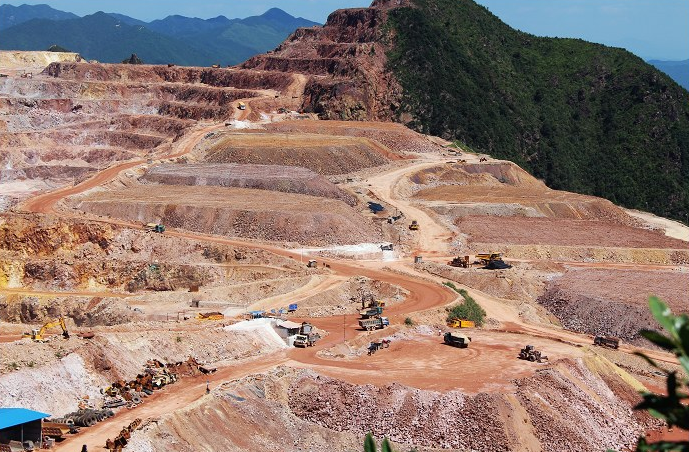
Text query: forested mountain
0 5 319 66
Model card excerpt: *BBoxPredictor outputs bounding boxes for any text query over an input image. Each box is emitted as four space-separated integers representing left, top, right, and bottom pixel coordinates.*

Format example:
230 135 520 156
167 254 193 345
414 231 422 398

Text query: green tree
633 297 689 451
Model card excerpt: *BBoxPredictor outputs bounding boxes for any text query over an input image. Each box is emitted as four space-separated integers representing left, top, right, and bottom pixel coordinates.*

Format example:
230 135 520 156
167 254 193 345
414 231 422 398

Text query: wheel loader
518 345 548 362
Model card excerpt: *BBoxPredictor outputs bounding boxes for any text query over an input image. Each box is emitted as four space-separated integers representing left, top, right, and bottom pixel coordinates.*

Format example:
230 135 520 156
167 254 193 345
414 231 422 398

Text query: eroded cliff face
242 2 406 121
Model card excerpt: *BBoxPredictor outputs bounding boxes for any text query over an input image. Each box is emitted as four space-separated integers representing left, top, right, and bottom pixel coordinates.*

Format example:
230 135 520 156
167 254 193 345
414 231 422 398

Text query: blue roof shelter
0 408 50 448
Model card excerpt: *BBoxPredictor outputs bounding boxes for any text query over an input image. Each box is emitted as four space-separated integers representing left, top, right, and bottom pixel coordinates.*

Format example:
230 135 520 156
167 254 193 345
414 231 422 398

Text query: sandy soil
457 216 689 249
627 209 689 242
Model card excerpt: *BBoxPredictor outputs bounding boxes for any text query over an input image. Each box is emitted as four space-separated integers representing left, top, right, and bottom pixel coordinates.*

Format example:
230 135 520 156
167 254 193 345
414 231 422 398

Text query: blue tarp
0 408 50 430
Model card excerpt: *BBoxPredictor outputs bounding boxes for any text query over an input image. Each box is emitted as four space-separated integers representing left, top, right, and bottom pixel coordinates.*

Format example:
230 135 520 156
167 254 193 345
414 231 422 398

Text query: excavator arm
24 317 70 341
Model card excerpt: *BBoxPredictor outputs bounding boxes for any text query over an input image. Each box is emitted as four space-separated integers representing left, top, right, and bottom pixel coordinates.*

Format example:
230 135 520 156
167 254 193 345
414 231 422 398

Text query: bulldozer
518 345 548 363
195 312 225 321
23 317 69 342
409 220 419 231
448 256 470 268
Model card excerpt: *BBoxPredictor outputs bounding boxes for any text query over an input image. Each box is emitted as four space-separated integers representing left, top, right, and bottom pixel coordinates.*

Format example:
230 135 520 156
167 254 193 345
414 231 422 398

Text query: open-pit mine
1 2 688 452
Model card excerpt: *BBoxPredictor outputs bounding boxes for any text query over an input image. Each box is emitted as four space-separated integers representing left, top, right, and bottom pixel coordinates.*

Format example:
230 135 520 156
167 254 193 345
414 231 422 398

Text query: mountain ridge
0 4 319 66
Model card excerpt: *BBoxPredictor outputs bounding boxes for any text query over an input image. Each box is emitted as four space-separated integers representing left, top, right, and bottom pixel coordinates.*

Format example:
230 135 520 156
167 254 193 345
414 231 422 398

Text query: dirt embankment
265 120 441 154
538 268 689 343
72 186 383 246
177 357 650 452
458 216 689 249
412 162 636 223
203 132 392 175
287 361 648 451
142 163 357 206
296 276 405 317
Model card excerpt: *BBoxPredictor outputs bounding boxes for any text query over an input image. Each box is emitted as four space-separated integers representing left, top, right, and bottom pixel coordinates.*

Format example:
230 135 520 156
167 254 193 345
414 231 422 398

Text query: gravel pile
288 358 648 451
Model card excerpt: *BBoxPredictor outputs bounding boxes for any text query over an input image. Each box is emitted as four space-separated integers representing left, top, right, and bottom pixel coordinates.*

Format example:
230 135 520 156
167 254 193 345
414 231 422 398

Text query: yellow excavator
23 317 70 342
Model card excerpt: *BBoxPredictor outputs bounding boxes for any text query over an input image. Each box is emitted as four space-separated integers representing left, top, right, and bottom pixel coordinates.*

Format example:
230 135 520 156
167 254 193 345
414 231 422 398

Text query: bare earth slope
142 163 357 206
73 186 382 246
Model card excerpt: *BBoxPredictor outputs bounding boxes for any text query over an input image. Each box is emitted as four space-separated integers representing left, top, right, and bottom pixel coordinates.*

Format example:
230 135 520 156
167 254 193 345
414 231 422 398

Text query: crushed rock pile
287 358 649 451
537 268 689 343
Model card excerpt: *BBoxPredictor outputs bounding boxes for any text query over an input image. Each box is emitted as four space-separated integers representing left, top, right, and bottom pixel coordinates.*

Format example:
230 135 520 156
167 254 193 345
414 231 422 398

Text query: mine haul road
17 101 677 450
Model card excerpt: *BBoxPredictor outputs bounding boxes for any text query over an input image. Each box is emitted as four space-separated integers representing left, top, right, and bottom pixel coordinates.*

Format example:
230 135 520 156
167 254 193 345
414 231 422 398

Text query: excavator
23 317 70 342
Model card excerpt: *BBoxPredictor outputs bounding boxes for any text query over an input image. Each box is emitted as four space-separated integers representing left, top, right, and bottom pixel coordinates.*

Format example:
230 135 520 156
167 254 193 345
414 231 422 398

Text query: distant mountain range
648 59 689 90
0 4 319 66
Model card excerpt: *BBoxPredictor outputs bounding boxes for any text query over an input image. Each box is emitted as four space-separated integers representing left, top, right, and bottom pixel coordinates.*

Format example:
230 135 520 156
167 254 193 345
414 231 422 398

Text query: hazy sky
3 0 688 60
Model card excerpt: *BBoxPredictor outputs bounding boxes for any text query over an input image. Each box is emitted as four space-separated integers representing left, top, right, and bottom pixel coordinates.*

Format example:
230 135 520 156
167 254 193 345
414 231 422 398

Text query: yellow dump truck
447 319 475 328
238 102 246 110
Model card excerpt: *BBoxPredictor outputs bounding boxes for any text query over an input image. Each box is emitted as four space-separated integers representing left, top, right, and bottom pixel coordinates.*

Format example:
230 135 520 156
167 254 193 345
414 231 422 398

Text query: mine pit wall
74 196 383 247
0 213 304 300
0 294 134 326
43 62 294 92
128 360 651 452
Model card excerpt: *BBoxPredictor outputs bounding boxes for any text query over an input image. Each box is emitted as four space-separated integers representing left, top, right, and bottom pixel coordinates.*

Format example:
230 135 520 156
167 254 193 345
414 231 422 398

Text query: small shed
0 408 50 449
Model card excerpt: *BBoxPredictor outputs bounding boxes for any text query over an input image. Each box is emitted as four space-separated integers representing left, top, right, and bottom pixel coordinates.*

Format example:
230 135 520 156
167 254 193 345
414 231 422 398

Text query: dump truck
409 220 419 230
360 306 383 319
447 319 475 328
145 223 165 233
23 317 69 342
307 259 317 268
238 102 246 110
444 332 471 348
359 317 389 331
476 253 502 264
518 345 548 362
448 256 470 268
593 335 620 349
380 243 394 251
293 333 320 347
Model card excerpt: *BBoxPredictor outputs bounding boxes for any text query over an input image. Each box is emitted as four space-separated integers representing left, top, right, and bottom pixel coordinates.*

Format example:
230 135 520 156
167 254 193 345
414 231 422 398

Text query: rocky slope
128 359 653 452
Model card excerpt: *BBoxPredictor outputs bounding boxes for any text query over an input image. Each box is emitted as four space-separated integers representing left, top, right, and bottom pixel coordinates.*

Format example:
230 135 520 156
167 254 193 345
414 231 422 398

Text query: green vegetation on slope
386 0 689 221
444 282 486 326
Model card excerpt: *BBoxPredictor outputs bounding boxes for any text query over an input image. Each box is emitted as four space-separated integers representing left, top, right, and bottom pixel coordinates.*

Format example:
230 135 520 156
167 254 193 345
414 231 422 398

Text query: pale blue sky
3 0 688 60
